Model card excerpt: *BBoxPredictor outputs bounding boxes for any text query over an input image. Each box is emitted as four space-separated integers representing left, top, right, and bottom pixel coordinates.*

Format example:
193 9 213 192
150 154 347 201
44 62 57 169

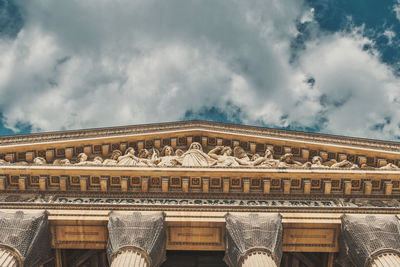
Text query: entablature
1 165 400 197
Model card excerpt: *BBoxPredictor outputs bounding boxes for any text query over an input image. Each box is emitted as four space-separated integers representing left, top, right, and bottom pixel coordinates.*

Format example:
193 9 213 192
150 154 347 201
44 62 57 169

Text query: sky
1 0 400 141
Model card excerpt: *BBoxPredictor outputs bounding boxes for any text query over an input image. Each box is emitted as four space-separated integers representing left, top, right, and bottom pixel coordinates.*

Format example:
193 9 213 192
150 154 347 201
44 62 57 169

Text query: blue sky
1 0 400 140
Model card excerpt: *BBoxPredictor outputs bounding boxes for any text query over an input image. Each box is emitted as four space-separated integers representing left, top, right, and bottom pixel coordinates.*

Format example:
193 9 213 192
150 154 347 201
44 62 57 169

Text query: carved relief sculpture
380 162 399 169
53 158 71 165
136 148 159 167
75 153 103 165
251 148 280 167
157 146 181 167
330 159 359 169
278 153 309 168
3 140 398 170
103 150 122 165
179 142 216 167
208 146 240 167
33 157 46 165
117 147 139 166
310 156 329 169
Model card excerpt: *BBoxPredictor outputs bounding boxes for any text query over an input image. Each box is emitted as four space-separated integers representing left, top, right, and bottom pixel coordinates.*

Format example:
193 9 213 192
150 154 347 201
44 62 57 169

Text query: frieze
54 197 337 207
1 194 400 209
1 141 399 170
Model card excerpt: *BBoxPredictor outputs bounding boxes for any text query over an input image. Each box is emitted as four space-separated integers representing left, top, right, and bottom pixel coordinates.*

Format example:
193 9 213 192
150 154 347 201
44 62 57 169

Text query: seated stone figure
33 157 46 165
233 147 252 166
380 162 399 169
75 153 88 165
53 158 71 165
157 146 181 167
330 159 359 169
310 156 329 168
278 153 309 168
175 149 184 157
251 148 280 167
136 148 159 166
103 150 122 165
177 142 216 167
103 149 122 166
208 146 240 167
75 153 103 165
91 156 104 165
0 159 9 165
117 147 140 166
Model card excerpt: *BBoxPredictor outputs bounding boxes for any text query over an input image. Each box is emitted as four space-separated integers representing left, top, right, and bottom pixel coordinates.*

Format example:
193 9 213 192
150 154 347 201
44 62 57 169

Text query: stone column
0 210 52 267
107 211 166 267
370 252 400 267
241 250 278 267
338 214 400 267
224 213 282 267
111 248 149 267
0 246 22 267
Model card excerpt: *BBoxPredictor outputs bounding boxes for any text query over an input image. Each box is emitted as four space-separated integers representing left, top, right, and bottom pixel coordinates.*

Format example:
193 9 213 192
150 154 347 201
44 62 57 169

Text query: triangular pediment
0 120 399 169
0 120 399 201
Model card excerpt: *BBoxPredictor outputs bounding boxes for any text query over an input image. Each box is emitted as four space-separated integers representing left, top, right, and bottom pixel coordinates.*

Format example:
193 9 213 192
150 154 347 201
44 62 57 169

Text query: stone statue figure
136 148 159 167
75 153 88 165
75 153 103 165
0 159 9 165
53 159 71 165
117 147 139 166
91 156 104 165
157 146 181 167
208 146 240 167
310 156 329 168
103 150 122 165
251 148 280 167
233 147 250 161
232 146 252 166
33 157 46 165
138 149 150 159
175 149 184 157
330 159 359 169
11 141 395 170
278 153 309 168
380 163 399 169
179 142 216 167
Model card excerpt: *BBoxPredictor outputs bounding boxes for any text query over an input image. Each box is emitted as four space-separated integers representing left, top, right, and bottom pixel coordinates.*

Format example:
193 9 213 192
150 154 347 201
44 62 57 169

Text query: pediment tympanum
0 120 400 197
1 120 400 168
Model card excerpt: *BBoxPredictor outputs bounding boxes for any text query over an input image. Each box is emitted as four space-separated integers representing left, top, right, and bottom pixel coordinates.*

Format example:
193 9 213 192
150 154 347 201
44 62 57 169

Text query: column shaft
111 249 148 267
242 251 277 267
0 248 20 267
371 253 400 267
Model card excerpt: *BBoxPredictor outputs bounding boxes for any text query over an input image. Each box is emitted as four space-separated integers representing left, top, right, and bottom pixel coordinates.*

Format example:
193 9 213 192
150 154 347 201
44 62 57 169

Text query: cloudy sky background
1 0 400 140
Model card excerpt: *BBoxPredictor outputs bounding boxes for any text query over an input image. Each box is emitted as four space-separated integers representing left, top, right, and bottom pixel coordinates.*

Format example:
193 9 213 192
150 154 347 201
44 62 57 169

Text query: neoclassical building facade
0 121 399 266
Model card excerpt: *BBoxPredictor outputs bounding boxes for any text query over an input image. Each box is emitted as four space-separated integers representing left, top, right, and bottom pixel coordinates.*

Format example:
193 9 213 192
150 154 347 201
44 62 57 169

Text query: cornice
0 201 399 215
0 120 399 152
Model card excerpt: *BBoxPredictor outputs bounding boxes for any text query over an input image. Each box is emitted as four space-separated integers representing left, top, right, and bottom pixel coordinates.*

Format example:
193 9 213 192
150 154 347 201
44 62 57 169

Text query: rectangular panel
52 225 107 249
282 223 339 252
166 222 225 251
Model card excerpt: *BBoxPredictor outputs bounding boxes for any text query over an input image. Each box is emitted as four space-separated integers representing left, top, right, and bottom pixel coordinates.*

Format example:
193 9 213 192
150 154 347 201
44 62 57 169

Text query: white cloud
395 0 400 21
0 0 308 130
300 31 400 139
384 29 396 45
300 8 314 24
0 0 400 140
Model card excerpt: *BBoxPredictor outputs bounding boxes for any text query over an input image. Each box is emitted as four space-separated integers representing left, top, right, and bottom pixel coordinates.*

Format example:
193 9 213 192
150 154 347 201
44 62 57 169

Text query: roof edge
0 120 399 150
